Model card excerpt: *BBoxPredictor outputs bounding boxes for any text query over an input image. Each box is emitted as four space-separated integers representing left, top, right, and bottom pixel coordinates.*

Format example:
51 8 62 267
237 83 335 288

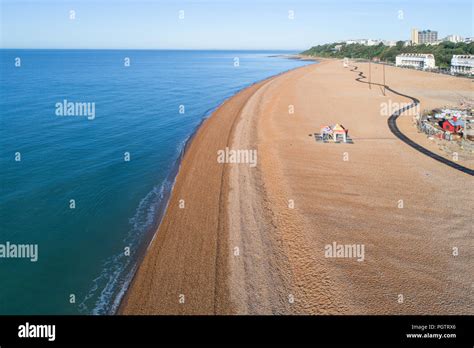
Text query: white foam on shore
78 134 192 315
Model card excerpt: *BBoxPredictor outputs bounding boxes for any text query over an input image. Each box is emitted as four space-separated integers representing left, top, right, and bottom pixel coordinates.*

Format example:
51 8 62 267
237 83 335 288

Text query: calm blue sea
0 50 312 314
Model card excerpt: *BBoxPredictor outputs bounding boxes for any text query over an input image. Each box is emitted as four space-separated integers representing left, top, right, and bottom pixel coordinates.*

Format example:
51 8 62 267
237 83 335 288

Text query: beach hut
332 124 348 142
320 125 332 141
442 117 464 133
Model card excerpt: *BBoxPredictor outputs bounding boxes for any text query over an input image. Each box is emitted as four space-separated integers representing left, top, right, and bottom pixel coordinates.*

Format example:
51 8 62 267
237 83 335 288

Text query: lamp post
382 61 386 96
368 59 372 89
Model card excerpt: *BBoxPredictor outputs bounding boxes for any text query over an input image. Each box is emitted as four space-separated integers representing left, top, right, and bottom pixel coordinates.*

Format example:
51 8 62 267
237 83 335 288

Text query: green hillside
302 41 474 69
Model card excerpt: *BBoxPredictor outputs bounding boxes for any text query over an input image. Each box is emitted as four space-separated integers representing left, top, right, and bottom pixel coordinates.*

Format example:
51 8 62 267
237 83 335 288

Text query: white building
366 39 381 46
382 40 397 47
444 35 463 43
451 55 474 75
395 53 436 70
344 39 382 46
345 39 368 45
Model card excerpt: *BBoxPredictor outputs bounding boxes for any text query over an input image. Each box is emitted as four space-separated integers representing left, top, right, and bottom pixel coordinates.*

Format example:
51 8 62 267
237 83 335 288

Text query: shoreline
112 116 204 314
118 75 279 314
120 59 472 315
116 62 317 314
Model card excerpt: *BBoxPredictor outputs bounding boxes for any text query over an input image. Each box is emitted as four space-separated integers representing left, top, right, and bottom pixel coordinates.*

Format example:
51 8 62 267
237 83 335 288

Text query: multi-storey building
395 53 436 70
451 55 474 75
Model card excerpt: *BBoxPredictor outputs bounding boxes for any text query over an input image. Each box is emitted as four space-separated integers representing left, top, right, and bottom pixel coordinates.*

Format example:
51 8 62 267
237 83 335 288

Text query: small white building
345 39 375 46
382 40 397 47
395 53 436 70
366 39 381 46
444 35 463 43
451 55 474 75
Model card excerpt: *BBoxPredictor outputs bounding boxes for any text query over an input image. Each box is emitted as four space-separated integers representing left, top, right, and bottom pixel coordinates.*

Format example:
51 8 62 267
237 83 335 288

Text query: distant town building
366 39 381 46
464 37 473 44
450 55 474 75
443 35 463 43
395 53 436 70
345 39 397 46
411 28 419 44
382 40 397 47
345 39 368 45
418 30 438 44
411 28 438 44
344 39 383 46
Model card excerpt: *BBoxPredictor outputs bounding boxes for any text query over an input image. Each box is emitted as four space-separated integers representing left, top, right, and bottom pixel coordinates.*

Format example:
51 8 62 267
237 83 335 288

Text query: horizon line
0 47 306 51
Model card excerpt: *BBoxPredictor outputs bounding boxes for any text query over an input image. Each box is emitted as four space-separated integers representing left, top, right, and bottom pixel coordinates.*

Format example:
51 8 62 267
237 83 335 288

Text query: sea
0 49 313 314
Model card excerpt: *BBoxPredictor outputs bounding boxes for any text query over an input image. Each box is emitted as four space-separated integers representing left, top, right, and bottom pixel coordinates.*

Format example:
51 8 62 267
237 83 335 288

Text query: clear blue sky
1 0 472 50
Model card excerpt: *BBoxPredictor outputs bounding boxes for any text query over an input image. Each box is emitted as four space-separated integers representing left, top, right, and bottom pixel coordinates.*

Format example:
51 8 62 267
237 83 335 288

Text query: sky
0 0 473 50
